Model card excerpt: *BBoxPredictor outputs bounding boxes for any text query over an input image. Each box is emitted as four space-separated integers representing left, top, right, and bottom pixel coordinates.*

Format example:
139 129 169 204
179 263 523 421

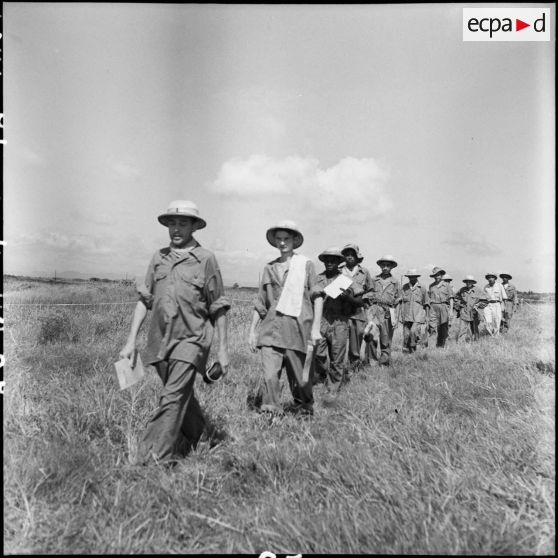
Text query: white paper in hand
114 353 145 390
323 274 353 299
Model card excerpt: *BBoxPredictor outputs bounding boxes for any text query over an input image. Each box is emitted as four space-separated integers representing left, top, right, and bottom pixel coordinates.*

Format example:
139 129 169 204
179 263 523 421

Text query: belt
488 300 500 303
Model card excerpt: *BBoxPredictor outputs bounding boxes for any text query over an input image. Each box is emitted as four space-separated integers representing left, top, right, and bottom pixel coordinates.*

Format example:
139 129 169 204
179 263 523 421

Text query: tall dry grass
3 279 555 554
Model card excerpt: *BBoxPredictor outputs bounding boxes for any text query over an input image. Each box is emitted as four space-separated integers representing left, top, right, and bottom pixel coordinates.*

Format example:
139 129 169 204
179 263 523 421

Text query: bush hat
463 275 477 284
341 243 364 263
405 268 421 277
500 273 512 280
158 200 207 229
376 254 398 268
266 220 304 249
442 274 453 281
485 272 497 279
318 247 345 263
430 266 446 277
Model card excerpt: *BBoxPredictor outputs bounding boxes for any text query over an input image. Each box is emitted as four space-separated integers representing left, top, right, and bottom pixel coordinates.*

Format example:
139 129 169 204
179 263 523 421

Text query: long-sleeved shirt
363 275 402 308
312 271 354 321
138 243 231 366
340 263 374 321
400 282 430 323
254 256 317 353
455 286 488 321
484 282 507 303
428 281 453 304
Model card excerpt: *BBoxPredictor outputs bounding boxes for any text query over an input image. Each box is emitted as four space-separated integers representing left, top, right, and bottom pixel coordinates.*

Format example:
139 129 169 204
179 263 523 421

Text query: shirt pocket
174 265 206 302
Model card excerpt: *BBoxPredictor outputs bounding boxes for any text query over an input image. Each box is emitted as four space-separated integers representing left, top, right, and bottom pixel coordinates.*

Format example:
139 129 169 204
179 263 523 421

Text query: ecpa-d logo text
463 8 550 41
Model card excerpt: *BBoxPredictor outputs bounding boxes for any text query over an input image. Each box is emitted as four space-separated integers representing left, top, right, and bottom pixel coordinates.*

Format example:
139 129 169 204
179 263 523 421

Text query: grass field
3 277 555 554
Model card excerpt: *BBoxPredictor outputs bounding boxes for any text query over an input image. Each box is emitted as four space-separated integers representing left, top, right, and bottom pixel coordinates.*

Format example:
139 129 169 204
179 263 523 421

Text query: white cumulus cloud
210 155 391 223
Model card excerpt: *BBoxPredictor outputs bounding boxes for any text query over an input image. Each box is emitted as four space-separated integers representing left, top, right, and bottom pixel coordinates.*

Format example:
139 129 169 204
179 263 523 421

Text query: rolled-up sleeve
254 265 271 318
137 255 156 310
204 255 231 319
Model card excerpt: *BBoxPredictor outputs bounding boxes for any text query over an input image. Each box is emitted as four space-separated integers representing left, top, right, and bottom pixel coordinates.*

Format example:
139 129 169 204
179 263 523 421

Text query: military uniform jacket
503 283 518 305
428 281 453 304
400 282 430 323
455 286 487 321
138 243 231 366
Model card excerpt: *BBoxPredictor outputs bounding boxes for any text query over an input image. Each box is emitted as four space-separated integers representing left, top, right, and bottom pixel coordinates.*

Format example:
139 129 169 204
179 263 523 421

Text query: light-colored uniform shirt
428 281 453 304
400 282 430 323
138 243 230 366
254 256 317 353
484 282 507 303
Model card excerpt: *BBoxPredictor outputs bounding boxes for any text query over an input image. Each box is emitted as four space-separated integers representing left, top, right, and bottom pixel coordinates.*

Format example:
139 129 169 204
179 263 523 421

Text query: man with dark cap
500 273 518 333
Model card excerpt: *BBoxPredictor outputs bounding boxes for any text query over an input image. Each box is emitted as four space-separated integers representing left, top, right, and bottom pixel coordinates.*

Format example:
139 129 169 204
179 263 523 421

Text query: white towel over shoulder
275 254 309 318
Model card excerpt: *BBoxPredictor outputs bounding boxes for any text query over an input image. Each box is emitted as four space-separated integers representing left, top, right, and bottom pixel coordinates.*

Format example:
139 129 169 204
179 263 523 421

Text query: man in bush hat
483 272 507 336
340 243 373 371
362 255 402 366
453 275 488 342
312 247 357 401
400 269 430 353
427 266 453 348
248 220 322 416
120 200 230 465
499 273 518 333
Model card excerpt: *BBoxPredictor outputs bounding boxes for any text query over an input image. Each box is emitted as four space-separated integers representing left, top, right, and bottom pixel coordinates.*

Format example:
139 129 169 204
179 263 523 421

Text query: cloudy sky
4 3 555 291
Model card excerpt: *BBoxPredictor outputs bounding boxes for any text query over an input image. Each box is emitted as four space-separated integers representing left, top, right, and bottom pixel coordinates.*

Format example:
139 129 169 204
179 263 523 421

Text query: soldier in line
500 273 518 333
340 244 373 372
400 269 430 353
443 274 457 330
428 267 454 348
248 220 322 417
483 272 507 336
453 275 488 342
119 200 230 465
312 248 357 402
363 255 401 366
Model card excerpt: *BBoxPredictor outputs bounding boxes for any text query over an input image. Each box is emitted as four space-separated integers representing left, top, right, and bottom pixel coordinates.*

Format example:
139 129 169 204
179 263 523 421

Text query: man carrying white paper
312 248 360 403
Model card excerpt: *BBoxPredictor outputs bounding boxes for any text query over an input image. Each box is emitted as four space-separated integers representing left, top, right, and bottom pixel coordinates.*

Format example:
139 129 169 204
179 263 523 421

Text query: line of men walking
120 203 519 465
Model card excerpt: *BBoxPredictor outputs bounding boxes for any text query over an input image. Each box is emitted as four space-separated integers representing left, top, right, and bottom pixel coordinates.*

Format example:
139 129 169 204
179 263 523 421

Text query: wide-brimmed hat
405 268 421 277
430 266 446 277
318 247 345 262
500 273 512 280
442 274 453 281
266 220 304 249
158 200 207 229
463 275 477 284
485 272 497 279
376 254 398 268
341 243 364 263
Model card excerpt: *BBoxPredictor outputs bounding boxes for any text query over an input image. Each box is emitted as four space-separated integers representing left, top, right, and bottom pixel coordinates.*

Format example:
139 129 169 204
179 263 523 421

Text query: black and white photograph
2 2 555 554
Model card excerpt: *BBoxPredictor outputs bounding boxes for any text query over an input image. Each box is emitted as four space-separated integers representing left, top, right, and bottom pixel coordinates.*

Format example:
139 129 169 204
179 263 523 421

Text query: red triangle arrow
516 19 530 31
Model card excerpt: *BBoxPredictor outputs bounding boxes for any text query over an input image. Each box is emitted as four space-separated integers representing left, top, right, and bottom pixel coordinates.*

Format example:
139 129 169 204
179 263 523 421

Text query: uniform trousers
484 302 502 335
139 359 206 463
347 318 366 365
260 345 313 414
428 302 449 347
403 321 425 352
455 316 480 342
314 318 349 393
501 300 515 333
